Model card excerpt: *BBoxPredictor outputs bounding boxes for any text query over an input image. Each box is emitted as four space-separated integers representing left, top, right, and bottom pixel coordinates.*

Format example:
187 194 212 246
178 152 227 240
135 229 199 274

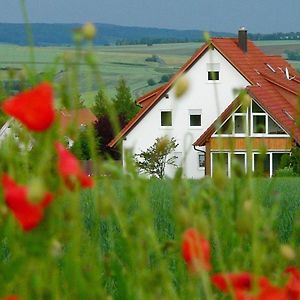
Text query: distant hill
0 23 234 46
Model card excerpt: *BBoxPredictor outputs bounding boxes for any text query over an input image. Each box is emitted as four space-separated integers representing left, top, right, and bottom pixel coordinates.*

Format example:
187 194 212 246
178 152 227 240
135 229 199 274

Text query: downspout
193 144 205 154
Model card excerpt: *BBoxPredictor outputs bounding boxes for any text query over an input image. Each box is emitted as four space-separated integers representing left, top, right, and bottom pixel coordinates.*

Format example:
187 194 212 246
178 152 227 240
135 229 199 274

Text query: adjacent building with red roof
109 28 300 178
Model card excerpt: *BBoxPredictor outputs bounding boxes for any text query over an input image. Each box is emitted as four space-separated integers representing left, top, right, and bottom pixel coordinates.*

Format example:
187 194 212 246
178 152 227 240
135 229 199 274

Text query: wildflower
212 273 286 300
55 142 94 190
82 22 97 40
181 228 211 272
1 296 22 300
2 82 55 132
2 174 53 231
284 266 300 299
211 272 253 292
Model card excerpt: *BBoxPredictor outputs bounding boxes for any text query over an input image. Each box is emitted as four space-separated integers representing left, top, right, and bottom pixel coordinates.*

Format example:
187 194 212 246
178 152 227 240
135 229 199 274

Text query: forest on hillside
0 23 299 46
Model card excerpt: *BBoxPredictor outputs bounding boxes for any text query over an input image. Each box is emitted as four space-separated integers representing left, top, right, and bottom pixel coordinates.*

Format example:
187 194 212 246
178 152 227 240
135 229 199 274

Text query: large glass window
251 101 286 135
231 153 246 174
161 111 172 126
212 153 228 176
212 152 247 177
268 117 285 134
272 152 289 175
216 106 247 135
234 115 247 134
253 153 270 176
253 152 290 177
253 115 266 133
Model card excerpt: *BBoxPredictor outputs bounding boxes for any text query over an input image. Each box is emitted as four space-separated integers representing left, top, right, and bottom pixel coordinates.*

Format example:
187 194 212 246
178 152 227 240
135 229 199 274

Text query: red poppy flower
284 266 300 300
181 228 211 272
213 273 286 300
55 142 94 190
2 82 55 132
2 174 53 231
2 296 22 300
212 272 253 292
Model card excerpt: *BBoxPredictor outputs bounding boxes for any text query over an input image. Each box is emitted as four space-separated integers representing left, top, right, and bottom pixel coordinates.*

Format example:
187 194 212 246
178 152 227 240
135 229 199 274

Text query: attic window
208 71 219 80
207 63 220 81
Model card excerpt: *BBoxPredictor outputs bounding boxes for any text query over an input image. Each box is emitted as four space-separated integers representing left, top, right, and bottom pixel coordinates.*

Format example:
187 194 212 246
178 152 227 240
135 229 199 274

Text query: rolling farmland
0 40 300 105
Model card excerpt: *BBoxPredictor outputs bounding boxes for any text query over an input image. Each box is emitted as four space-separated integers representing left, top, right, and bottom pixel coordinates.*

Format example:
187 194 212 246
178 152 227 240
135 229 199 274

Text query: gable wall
123 47 250 178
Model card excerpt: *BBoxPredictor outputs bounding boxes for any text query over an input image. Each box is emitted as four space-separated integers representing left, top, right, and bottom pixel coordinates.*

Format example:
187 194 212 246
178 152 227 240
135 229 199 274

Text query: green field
0 40 300 106
3 174 300 298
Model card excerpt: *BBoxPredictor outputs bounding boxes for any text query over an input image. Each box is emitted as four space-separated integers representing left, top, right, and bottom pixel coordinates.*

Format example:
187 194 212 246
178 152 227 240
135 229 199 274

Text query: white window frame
251 101 288 137
252 151 291 177
207 63 220 82
212 105 248 137
189 109 202 128
211 151 247 177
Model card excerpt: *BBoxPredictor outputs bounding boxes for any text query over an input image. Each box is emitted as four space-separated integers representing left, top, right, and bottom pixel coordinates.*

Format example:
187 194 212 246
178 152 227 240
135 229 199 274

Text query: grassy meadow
1 40 300 105
3 170 300 298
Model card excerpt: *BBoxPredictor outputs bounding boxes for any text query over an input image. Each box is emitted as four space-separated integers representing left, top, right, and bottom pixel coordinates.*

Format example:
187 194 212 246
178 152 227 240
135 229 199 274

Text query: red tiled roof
135 84 167 106
194 38 300 146
109 37 300 148
248 84 300 143
56 108 97 133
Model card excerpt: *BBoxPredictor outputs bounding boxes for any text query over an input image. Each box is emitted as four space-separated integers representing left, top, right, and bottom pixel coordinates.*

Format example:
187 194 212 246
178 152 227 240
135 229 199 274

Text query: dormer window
207 63 220 81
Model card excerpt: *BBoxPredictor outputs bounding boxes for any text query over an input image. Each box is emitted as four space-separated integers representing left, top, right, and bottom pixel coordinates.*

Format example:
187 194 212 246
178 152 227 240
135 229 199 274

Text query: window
268 117 285 134
199 153 205 168
253 152 290 177
231 153 246 174
251 101 286 135
253 115 266 133
272 153 289 175
207 63 220 81
212 152 229 176
212 152 246 177
208 71 219 80
217 106 248 135
189 109 202 127
161 111 172 126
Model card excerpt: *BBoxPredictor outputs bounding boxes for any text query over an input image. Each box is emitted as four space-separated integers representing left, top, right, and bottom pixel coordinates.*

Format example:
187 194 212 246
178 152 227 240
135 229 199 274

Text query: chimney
238 27 247 52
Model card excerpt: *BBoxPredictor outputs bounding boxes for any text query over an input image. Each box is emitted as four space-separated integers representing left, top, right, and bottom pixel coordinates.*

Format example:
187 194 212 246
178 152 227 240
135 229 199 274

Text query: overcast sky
2 0 299 33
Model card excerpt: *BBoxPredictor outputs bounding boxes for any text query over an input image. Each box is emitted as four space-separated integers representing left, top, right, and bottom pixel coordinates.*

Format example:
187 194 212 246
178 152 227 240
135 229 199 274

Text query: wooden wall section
210 137 292 151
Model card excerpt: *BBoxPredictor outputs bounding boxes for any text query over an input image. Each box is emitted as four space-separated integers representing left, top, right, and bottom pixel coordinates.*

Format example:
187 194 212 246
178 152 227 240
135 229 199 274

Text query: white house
109 28 300 178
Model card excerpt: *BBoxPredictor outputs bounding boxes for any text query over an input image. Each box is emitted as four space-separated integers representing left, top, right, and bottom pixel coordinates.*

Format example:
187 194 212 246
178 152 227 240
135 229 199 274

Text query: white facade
123 48 250 178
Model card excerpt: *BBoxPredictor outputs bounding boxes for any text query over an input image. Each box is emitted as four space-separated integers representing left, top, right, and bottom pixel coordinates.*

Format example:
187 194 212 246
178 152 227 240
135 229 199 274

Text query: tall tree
112 78 139 121
92 87 110 118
